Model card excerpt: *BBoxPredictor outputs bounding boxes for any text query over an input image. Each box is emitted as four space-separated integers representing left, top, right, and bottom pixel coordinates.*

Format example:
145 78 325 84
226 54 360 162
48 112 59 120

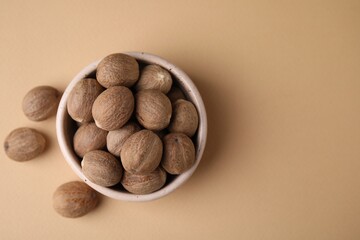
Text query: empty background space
0 0 359 239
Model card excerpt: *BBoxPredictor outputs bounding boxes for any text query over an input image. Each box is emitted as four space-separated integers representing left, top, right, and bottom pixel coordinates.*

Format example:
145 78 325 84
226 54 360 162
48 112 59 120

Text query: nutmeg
167 85 186 103
121 167 167 194
106 122 141 157
161 133 195 174
92 86 134 131
121 130 163 174
96 53 139 88
67 78 104 123
135 64 172 93
4 127 46 162
82 150 123 187
135 90 172 131
22 86 60 121
53 181 99 218
168 99 199 137
73 122 107 158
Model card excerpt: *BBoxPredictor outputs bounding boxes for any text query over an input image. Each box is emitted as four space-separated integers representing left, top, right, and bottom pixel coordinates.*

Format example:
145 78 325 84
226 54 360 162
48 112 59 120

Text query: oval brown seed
168 99 199 137
22 86 60 121
4 127 46 162
73 122 107 158
135 90 172 131
67 78 104 123
161 133 195 174
106 122 141 157
121 130 163 174
53 181 99 218
135 64 172 93
96 53 139 88
92 86 134 131
121 168 167 195
82 150 123 187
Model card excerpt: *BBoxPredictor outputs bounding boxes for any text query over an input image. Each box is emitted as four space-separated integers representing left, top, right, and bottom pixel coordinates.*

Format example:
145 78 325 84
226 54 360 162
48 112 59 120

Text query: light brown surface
1 0 360 239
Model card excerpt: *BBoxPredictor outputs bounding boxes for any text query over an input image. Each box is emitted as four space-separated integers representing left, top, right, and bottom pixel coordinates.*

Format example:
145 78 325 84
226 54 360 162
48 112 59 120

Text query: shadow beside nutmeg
188 73 242 179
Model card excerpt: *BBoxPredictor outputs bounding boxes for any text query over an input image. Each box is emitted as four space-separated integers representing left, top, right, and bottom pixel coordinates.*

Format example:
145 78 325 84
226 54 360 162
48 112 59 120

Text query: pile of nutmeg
4 53 199 218
68 53 199 194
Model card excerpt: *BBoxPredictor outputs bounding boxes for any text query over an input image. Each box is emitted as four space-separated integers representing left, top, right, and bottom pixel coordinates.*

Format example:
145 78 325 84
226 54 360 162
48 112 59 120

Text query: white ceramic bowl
56 52 207 201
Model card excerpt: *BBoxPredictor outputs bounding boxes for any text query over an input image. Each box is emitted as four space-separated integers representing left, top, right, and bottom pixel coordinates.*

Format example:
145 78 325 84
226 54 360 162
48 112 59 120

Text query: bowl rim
56 52 207 201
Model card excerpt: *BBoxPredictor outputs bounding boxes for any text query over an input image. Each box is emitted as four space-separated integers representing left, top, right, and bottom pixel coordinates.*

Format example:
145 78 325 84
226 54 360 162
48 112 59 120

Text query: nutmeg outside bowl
56 52 207 201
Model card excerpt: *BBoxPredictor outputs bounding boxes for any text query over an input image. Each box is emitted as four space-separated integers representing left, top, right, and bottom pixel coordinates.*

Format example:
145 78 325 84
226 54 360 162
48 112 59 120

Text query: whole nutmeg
121 167 167 195
135 64 172 93
167 86 186 103
161 133 195 174
168 99 199 137
22 86 60 121
67 78 104 123
121 130 163 174
106 122 141 157
73 122 107 158
82 150 123 187
96 53 139 88
4 127 46 162
92 86 134 131
135 90 172 131
53 181 99 218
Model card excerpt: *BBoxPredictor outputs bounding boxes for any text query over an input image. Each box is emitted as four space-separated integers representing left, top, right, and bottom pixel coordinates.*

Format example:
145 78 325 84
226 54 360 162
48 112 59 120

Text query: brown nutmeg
73 122 107 158
135 90 172 131
82 150 123 187
168 99 199 137
92 86 134 131
161 133 195 174
121 130 163 174
53 181 99 218
22 86 60 121
106 122 141 157
67 78 104 123
167 86 186 103
96 53 139 88
121 167 167 195
135 64 172 93
4 127 46 162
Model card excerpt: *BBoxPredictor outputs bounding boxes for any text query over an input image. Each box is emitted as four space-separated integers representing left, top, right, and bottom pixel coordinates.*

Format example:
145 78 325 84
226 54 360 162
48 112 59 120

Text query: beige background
1 0 360 239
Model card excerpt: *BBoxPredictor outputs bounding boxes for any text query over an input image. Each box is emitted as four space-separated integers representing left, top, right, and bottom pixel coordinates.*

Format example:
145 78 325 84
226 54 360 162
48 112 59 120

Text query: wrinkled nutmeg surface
92 86 134 131
168 99 199 137
82 150 123 187
96 53 139 88
53 181 99 218
135 90 172 131
106 122 141 157
67 78 104 123
161 133 196 174
22 86 60 121
135 64 172 93
4 127 46 162
167 85 186 103
121 167 167 194
59 54 201 196
73 122 107 158
121 130 163 174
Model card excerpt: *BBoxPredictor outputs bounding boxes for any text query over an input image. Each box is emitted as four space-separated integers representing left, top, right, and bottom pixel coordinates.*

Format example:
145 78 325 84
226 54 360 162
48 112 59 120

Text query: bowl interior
56 52 207 201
